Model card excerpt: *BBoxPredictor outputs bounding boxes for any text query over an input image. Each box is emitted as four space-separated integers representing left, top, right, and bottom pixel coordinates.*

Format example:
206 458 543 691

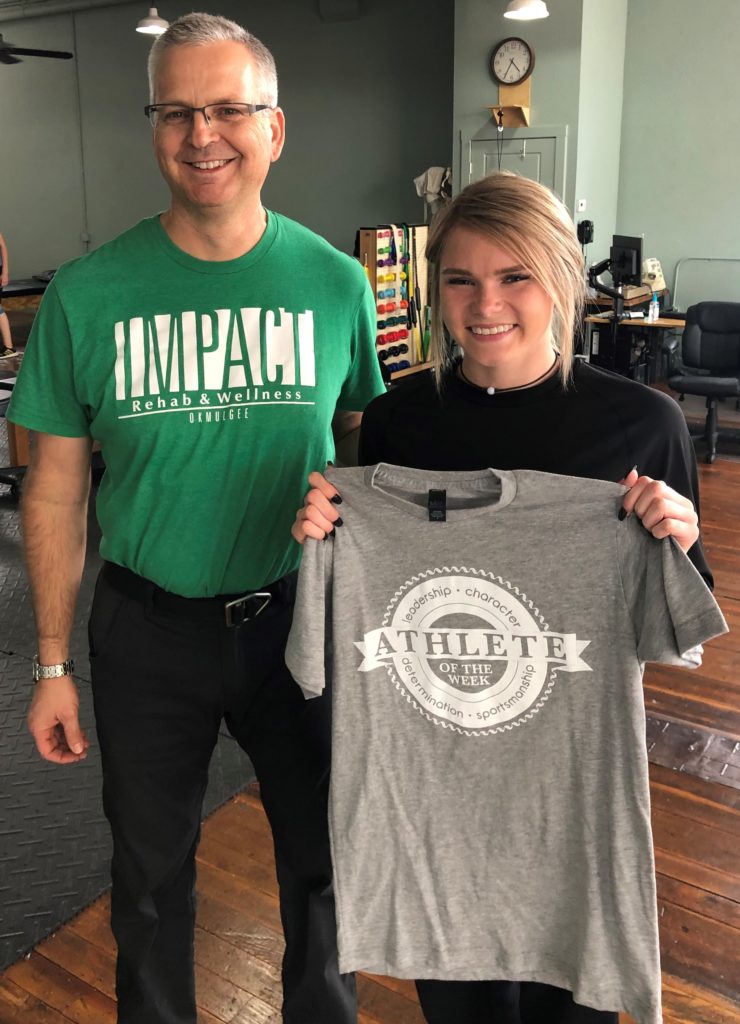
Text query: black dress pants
88 563 355 1024
415 980 619 1024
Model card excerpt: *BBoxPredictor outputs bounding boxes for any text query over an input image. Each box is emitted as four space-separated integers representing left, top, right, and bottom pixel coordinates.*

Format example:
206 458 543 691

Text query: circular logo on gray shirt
354 567 591 736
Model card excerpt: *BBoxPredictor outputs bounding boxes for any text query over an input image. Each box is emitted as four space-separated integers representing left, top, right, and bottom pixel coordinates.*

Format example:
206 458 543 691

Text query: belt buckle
224 591 272 627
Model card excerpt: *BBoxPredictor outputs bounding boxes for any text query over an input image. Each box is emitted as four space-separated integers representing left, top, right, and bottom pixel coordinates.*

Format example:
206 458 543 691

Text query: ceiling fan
0 33 74 64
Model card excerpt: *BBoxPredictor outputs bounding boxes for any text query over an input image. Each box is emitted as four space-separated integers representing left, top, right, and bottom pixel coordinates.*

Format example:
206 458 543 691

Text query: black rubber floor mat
0 429 255 970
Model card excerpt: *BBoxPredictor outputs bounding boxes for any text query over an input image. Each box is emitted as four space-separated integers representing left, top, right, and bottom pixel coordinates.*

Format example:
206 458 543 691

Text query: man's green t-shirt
8 213 385 596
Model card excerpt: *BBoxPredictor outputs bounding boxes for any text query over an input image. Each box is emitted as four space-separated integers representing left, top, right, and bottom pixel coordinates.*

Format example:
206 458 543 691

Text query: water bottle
648 291 659 323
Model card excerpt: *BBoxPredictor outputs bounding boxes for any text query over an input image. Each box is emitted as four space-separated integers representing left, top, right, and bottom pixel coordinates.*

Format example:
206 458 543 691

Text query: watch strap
32 656 75 682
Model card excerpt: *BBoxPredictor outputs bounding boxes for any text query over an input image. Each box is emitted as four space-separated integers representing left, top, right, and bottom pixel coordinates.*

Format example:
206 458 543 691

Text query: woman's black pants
416 979 620 1023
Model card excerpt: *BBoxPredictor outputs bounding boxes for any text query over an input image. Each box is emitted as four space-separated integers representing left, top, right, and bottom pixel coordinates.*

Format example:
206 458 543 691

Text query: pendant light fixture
136 6 169 35
504 0 549 20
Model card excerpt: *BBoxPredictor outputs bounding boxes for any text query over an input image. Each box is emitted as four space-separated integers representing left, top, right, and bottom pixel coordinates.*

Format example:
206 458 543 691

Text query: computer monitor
609 234 643 288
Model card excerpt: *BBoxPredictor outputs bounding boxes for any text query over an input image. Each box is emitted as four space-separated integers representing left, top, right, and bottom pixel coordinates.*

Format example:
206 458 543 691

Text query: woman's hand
291 470 343 544
619 468 699 552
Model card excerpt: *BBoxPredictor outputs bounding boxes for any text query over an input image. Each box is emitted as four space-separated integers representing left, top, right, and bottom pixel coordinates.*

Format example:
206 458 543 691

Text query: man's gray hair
148 12 278 106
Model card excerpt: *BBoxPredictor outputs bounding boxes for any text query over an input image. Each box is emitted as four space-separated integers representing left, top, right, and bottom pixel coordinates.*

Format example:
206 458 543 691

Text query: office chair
666 302 740 463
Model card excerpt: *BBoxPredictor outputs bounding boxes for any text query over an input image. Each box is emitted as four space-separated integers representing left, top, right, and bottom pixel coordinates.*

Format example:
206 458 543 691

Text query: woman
291 172 708 1023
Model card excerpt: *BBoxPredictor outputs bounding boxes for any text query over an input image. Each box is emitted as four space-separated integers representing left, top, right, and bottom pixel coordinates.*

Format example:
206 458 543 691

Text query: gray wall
574 0 627 259
1 0 453 277
617 0 740 307
7 0 738 302
453 0 740 309
453 0 583 211
0 15 89 278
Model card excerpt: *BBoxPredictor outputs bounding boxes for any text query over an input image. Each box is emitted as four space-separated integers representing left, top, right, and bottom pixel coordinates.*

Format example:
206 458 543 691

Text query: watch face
491 37 534 85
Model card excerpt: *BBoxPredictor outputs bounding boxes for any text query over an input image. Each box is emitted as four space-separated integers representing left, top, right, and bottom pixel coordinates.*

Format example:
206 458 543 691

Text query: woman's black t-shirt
358 360 711 584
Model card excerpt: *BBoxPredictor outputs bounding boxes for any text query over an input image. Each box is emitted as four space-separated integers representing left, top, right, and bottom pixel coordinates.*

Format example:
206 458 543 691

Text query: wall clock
490 37 535 86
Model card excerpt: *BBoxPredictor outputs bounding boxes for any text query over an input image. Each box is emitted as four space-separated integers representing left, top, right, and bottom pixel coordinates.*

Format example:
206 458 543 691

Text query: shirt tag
428 489 447 522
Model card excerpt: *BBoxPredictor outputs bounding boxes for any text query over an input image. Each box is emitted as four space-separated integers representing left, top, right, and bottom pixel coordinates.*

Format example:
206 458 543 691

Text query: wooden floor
1 459 739 1024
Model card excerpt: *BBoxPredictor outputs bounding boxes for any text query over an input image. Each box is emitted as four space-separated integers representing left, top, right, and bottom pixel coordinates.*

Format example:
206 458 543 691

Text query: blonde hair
426 172 585 390
148 12 278 107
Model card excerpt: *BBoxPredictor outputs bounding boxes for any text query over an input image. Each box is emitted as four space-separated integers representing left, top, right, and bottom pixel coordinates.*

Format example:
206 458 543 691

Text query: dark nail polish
330 494 343 505
618 508 627 521
328 527 336 537
334 516 343 527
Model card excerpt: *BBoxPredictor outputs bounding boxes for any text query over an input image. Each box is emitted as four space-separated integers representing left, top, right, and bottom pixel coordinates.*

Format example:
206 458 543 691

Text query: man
8 13 384 1024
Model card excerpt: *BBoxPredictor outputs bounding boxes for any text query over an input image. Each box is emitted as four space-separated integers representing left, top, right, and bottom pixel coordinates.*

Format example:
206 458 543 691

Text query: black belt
101 561 295 627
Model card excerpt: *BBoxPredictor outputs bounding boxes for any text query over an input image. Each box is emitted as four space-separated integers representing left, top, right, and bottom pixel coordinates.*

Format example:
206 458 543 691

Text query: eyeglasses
144 102 272 129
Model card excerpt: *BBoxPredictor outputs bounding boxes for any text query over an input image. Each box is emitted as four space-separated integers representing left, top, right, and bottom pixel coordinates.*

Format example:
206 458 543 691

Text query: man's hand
619 468 699 553
27 676 89 763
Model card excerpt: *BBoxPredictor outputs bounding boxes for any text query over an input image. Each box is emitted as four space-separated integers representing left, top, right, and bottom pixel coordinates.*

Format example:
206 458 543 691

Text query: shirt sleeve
336 277 385 412
617 518 728 666
285 537 335 699
584 368 712 587
645 406 711 587
6 280 91 437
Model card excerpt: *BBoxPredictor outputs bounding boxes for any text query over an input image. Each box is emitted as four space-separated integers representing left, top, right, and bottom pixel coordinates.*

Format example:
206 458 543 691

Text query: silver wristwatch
32 656 75 682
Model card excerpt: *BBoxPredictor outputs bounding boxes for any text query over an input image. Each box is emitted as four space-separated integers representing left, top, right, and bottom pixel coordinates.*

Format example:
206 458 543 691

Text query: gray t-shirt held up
285 464 728 1024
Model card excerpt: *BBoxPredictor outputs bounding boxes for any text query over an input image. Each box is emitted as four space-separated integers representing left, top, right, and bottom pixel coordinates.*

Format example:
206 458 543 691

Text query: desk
586 287 665 312
2 278 47 310
0 368 29 468
6 420 29 467
0 372 27 497
585 315 685 381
